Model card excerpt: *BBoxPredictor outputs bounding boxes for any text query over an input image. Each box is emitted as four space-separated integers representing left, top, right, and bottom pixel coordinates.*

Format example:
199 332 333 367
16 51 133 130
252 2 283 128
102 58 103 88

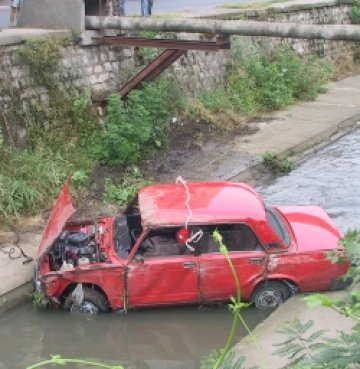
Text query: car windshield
265 207 290 247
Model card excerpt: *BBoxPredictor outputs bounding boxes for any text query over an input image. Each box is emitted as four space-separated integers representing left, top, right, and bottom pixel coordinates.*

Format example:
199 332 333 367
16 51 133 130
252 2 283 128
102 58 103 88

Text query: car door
126 228 200 308
198 224 268 302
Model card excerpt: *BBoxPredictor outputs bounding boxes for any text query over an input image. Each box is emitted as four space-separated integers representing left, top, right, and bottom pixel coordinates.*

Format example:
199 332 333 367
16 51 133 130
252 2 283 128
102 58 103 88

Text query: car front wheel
251 281 291 310
64 287 109 314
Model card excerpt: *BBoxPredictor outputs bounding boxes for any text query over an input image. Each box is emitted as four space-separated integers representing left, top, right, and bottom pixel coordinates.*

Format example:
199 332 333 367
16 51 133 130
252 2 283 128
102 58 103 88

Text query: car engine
49 230 104 271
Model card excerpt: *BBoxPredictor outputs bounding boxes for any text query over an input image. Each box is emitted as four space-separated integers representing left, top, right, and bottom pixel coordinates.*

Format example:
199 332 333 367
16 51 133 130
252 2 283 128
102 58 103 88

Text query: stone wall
0 0 359 146
231 0 357 64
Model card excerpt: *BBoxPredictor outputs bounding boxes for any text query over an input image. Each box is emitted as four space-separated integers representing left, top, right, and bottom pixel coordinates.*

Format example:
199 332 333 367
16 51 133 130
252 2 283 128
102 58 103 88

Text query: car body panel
199 250 267 301
127 255 199 307
277 206 341 252
36 181 350 312
138 182 266 227
37 181 76 259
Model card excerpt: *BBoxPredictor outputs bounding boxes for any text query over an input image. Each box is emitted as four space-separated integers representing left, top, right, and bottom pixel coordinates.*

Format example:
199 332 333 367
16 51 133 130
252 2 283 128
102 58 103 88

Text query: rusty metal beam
119 48 186 99
93 35 230 50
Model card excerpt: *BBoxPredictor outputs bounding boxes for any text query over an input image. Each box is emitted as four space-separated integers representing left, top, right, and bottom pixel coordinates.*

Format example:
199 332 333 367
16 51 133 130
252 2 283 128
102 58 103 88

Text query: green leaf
303 294 336 308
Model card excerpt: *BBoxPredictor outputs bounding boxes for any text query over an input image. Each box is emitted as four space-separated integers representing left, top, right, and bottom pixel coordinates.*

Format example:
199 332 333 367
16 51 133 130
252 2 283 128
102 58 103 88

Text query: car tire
64 287 109 314
251 281 291 310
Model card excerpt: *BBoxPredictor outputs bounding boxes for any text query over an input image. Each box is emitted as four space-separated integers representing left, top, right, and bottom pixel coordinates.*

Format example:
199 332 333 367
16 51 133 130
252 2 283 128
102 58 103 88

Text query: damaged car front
34 182 128 313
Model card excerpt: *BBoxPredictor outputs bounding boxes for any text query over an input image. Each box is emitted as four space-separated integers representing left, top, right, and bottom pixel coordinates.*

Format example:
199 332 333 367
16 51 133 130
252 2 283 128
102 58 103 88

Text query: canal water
0 128 359 369
258 128 360 233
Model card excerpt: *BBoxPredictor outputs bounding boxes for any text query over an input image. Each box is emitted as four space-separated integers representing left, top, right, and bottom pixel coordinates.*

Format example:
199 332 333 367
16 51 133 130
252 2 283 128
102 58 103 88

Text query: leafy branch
26 355 124 369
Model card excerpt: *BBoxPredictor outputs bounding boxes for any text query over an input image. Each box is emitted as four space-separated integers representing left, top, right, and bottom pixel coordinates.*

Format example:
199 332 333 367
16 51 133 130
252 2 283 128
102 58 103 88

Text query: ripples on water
258 129 360 233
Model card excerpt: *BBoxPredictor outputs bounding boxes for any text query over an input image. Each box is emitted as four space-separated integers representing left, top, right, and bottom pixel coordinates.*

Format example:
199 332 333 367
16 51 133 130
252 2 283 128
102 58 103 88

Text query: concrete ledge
0 282 32 314
18 0 85 32
0 28 70 46
232 292 355 368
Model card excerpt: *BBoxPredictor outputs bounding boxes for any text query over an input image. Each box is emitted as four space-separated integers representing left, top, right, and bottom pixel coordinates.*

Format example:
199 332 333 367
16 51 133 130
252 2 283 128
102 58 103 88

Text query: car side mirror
134 254 145 264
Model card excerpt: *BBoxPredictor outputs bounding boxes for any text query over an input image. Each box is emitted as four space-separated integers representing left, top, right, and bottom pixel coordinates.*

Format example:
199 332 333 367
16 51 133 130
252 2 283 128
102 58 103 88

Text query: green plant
103 168 151 206
351 0 360 24
274 230 360 369
18 37 63 87
262 151 294 174
189 42 333 131
97 78 177 167
136 31 160 60
200 230 267 369
32 290 50 310
71 170 90 187
26 355 124 369
274 319 327 367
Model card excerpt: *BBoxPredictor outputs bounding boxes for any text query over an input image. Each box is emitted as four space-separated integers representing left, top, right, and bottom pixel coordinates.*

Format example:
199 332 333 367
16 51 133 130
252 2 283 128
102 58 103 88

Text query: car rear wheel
64 287 109 314
251 281 291 310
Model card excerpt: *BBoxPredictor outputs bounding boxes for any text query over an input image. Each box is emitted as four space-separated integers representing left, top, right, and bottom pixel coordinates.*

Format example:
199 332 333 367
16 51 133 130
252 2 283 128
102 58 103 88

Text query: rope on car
176 176 204 251
176 176 192 229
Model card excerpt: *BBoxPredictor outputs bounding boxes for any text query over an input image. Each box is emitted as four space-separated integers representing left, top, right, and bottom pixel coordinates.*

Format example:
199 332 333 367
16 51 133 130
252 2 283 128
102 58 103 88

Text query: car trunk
276 206 341 252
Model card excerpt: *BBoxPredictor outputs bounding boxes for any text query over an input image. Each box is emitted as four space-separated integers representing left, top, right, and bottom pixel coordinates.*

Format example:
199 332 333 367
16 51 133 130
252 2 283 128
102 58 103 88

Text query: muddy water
258 128 360 233
0 303 269 369
1 129 360 369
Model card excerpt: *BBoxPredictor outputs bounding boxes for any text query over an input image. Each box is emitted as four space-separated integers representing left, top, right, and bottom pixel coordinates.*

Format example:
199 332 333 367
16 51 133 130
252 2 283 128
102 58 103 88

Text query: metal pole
85 16 360 41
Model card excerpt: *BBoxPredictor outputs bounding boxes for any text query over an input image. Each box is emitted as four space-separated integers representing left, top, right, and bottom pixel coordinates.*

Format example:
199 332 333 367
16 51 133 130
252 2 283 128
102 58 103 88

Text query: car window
138 227 190 258
194 224 263 254
265 207 290 246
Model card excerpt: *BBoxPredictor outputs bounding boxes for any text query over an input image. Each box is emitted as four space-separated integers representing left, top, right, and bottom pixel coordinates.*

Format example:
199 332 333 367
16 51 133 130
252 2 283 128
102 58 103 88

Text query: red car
35 180 349 314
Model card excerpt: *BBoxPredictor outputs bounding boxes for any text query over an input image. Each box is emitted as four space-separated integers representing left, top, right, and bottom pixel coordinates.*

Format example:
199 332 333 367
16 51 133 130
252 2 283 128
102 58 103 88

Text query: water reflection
0 303 269 369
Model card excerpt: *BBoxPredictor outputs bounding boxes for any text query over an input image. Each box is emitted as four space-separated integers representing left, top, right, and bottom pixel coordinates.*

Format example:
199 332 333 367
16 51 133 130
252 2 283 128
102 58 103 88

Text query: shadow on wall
85 0 108 15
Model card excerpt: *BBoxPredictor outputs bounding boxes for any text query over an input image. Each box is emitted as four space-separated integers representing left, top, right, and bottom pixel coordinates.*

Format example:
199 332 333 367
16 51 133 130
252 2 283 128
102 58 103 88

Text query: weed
32 290 50 310
351 0 360 24
103 168 152 206
18 37 63 87
26 355 124 369
190 41 333 131
136 31 160 61
96 78 178 167
262 151 294 174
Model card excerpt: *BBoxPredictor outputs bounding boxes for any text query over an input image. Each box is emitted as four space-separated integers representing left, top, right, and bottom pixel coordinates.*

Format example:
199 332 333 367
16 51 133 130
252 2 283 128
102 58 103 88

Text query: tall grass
190 40 333 130
0 146 75 223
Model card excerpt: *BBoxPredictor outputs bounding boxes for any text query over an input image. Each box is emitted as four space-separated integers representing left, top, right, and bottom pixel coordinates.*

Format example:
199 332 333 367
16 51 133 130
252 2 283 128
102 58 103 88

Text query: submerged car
35 180 349 314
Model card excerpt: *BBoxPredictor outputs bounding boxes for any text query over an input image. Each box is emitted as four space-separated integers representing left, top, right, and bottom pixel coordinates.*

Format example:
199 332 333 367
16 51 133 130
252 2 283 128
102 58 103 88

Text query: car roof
138 181 266 227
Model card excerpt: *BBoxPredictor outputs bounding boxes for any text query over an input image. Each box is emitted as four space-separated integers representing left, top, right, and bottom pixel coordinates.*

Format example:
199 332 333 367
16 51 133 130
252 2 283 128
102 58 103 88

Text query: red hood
37 181 76 259
277 206 341 252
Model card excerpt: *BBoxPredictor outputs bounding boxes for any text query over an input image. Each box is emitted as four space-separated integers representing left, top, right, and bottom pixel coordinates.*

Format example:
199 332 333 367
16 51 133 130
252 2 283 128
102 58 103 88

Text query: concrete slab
0 28 70 46
17 0 84 32
232 292 356 368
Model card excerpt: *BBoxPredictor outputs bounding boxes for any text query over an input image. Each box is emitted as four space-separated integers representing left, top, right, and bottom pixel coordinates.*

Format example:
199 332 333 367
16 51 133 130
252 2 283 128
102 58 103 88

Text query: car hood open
37 181 76 259
277 206 341 252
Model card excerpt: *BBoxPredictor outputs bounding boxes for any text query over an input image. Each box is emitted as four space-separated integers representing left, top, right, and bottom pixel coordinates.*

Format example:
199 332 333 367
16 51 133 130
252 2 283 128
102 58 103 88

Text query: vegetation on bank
351 0 360 24
189 39 333 130
0 37 334 225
